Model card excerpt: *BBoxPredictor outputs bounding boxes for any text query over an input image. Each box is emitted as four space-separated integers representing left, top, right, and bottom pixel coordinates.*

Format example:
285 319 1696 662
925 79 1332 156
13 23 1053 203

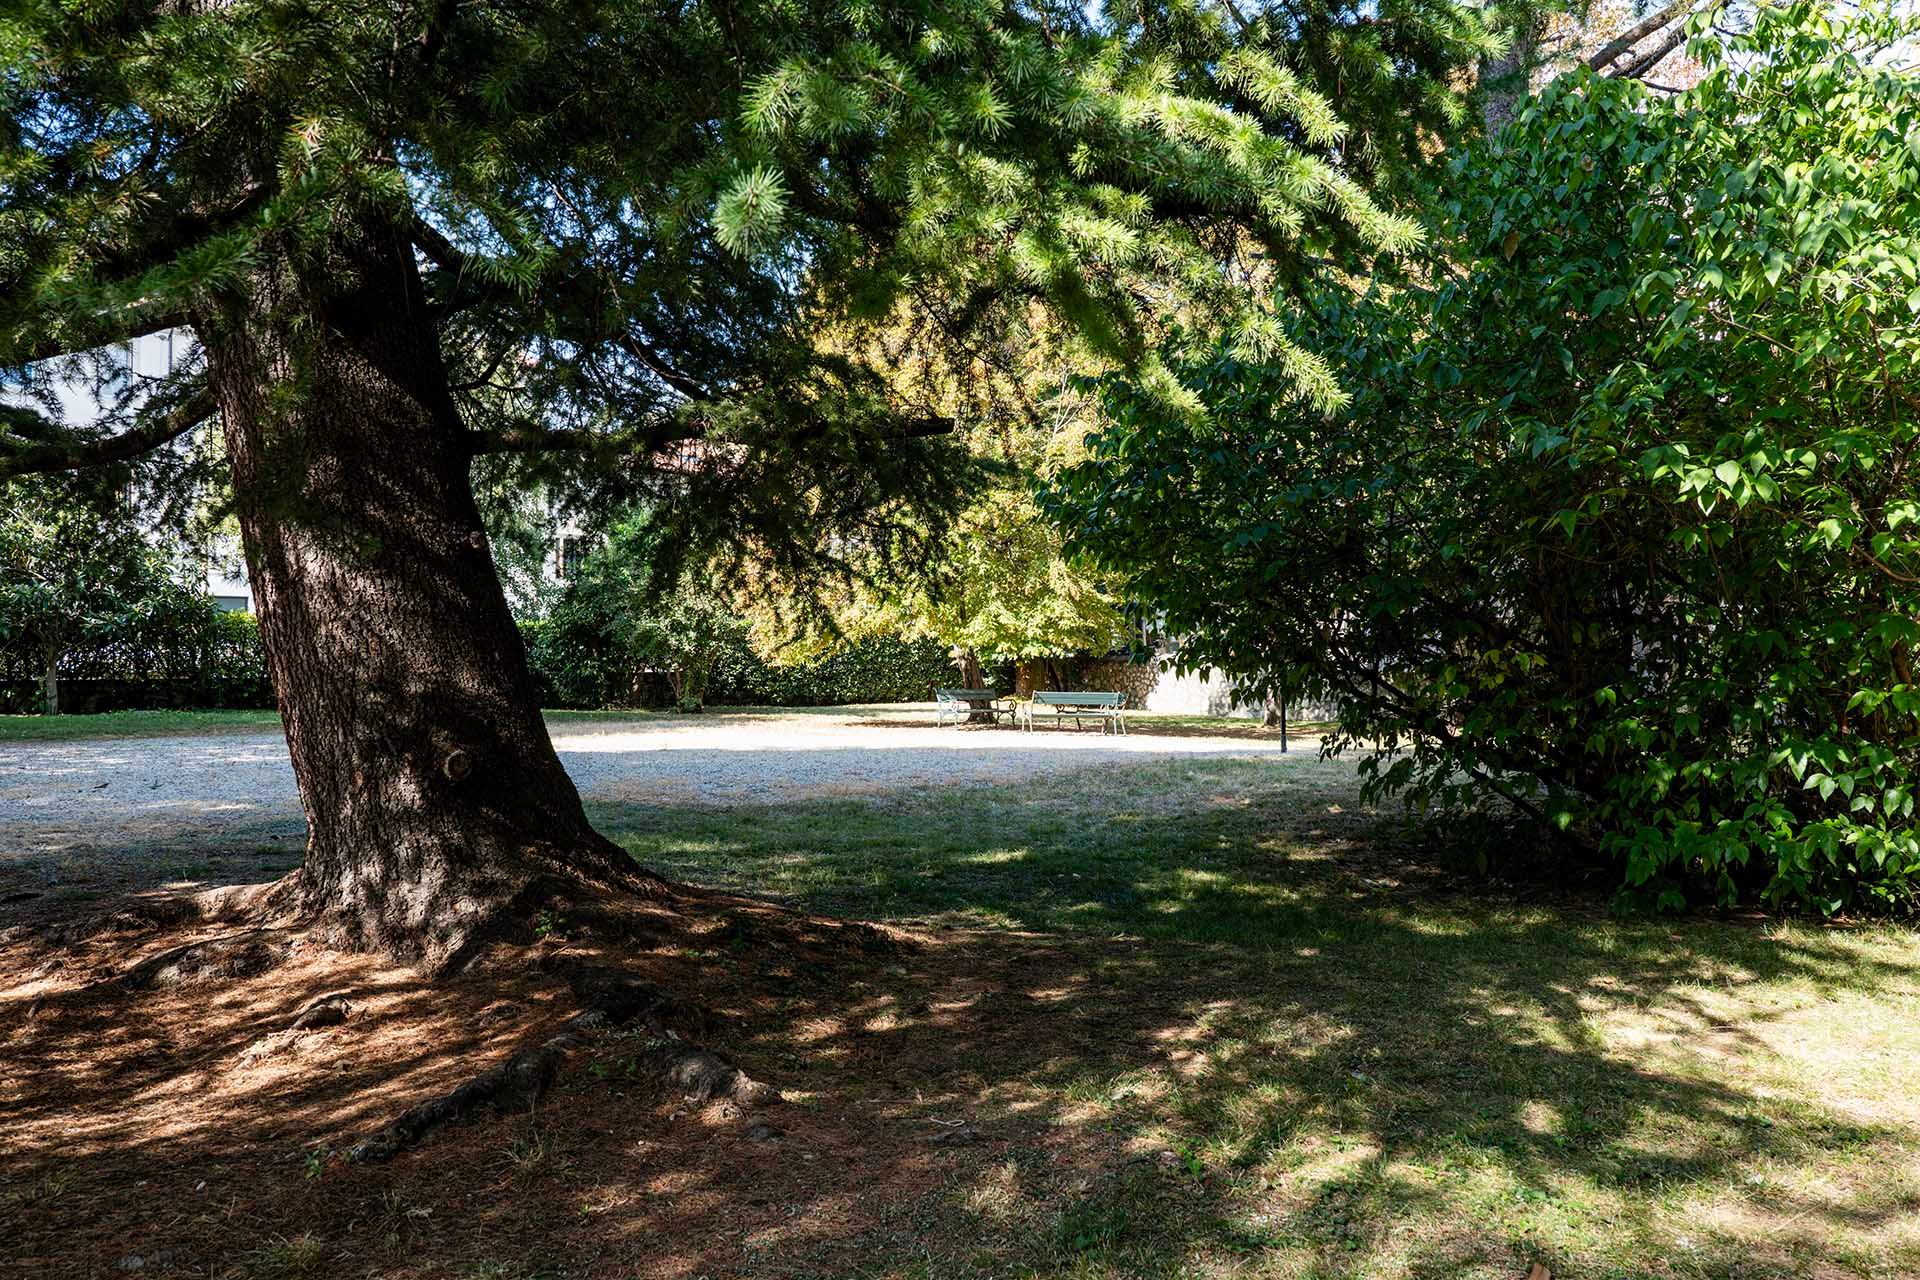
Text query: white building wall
9 331 254 612
1140 659 1262 718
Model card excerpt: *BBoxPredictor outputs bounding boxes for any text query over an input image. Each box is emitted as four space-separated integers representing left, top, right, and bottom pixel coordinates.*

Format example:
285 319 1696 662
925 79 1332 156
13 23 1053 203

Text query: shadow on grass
582 758 1920 1278
3 755 1914 1279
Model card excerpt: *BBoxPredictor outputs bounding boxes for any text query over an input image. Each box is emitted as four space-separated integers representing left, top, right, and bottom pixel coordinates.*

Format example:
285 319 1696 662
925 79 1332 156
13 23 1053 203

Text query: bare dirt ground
0 707 1304 904
1 892 1231 1280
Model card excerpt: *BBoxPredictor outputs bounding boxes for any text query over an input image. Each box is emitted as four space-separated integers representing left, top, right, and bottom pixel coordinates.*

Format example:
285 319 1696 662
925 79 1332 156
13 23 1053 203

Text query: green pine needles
4 0 1490 575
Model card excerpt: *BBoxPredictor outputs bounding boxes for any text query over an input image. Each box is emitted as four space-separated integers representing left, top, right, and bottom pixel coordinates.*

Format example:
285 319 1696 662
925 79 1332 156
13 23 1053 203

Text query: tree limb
461 424 633 456
1609 23 1692 80
462 414 953 458
0 387 216 480
409 216 469 275
10 312 192 367
412 217 714 400
1589 0 1697 74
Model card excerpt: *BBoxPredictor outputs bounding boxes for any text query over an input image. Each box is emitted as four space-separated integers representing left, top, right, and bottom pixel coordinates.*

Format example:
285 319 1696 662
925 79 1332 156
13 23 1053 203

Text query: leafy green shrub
0 470 272 712
1049 3 1920 912
0 600 271 712
706 634 953 706
523 615 950 709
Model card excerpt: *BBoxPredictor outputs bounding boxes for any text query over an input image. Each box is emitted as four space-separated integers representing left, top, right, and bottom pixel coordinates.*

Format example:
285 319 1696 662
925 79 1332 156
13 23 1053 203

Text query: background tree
1 0 1491 963
747 312 1134 691
544 510 736 713
0 469 194 715
1480 0 1716 133
1050 1 1920 912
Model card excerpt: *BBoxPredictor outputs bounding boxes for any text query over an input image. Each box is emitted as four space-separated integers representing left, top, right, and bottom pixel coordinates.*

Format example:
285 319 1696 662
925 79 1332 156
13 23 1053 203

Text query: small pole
1280 698 1288 754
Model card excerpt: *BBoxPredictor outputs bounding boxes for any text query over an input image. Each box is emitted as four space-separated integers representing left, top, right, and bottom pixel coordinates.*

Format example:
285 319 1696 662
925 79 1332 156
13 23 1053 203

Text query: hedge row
708 635 958 707
0 608 272 714
3 605 955 715
520 618 955 709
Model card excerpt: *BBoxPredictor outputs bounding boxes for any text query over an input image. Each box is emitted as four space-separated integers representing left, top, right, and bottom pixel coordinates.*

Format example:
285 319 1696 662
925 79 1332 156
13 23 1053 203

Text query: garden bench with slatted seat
934 688 1016 726
1021 690 1128 734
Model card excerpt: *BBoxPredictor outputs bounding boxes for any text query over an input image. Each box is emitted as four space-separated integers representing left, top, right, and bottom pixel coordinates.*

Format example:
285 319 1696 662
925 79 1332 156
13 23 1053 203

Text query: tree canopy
1 0 1496 957
2 0 1487 488
0 468 197 714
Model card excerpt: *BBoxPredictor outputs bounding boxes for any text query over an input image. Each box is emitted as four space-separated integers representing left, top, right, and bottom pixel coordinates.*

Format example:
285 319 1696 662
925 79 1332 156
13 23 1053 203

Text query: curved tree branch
461 413 953 458
412 216 714 401
9 312 192 367
1609 23 1692 81
0 387 216 480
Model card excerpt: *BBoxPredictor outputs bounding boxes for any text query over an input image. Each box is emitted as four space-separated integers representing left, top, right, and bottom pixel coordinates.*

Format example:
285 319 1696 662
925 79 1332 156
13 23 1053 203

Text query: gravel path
0 707 1304 900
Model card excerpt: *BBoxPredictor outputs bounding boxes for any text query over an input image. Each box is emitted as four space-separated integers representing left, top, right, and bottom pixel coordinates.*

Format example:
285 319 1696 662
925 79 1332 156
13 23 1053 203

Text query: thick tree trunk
194 222 649 967
954 648 994 723
1480 16 1542 135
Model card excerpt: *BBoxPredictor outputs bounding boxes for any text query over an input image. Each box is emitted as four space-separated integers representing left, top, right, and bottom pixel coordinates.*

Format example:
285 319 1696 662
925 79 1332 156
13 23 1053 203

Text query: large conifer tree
1 0 1484 964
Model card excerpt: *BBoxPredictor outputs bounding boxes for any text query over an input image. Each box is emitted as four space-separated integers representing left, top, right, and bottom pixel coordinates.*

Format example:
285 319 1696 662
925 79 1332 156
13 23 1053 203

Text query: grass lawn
0 707 285 741
6 711 1914 1277
588 756 1920 1279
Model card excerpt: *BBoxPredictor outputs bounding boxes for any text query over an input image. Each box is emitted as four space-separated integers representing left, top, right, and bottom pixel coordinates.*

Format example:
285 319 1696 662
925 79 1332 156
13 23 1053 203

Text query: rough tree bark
1480 15 1543 135
192 221 655 967
40 642 61 717
953 648 997 723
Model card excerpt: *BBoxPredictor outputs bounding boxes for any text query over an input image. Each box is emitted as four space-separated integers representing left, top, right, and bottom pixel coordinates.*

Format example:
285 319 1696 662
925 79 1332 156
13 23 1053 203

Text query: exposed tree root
350 966 777 1162
120 928 296 989
289 991 352 1030
20 862 817 1166
662 1045 779 1106
13 877 291 956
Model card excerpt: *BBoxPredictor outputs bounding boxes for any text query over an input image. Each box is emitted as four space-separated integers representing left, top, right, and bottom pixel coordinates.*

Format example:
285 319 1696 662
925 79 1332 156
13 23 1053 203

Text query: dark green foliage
522 508 955 709
529 513 734 711
0 470 265 712
0 598 269 713
521 613 950 711
706 635 954 708
3 0 1493 560
1049 4 1920 913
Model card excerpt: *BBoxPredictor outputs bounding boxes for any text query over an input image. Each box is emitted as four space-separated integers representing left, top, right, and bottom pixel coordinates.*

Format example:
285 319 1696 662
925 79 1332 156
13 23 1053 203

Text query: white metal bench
934 688 1015 726
1021 690 1128 734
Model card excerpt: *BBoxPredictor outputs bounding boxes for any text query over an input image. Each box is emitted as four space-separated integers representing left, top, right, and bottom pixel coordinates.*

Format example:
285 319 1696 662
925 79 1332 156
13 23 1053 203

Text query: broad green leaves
1050 1 1920 913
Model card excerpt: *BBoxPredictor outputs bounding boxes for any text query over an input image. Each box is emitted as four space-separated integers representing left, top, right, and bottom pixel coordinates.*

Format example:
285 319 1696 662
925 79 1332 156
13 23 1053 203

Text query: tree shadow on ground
3 756 1916 1279
583 763 1920 1278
